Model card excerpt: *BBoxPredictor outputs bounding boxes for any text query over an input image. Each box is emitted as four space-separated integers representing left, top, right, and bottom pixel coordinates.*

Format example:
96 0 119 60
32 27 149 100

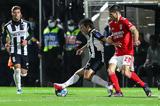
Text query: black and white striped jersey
3 19 31 55
87 29 105 62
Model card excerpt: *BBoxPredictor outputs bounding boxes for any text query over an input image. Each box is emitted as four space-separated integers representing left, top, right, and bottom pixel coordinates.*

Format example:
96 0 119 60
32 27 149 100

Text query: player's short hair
109 4 121 12
79 18 94 29
11 6 21 12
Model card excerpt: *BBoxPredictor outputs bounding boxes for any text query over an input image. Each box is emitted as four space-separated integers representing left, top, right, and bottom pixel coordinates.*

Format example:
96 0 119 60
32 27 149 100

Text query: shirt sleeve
92 30 105 40
123 18 134 30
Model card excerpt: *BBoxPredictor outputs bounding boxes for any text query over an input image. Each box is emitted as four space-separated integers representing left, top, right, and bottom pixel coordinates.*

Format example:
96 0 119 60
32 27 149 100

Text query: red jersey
109 16 134 56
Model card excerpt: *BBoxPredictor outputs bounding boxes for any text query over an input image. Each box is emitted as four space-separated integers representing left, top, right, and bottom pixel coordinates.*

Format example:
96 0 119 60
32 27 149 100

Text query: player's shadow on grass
99 95 157 98
124 95 157 98
33 92 52 95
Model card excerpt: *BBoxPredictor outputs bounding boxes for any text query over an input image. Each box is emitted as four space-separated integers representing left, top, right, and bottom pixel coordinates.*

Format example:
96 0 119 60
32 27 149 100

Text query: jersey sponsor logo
112 31 124 39
13 31 26 37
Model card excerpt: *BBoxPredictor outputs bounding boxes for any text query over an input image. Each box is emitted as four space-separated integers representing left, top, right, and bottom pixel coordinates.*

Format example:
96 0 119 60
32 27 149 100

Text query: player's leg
21 55 29 77
121 55 151 97
108 56 122 96
122 65 151 97
84 68 113 91
14 64 22 94
11 54 22 94
121 65 145 87
54 68 84 90
83 59 113 96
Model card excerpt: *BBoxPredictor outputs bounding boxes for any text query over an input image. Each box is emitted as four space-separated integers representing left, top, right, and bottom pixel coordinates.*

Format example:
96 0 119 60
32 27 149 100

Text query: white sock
91 75 109 88
13 72 17 87
13 68 21 90
62 74 80 88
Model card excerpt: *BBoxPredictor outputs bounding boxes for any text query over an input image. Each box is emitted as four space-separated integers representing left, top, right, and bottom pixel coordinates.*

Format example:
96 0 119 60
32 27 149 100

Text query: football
55 88 68 97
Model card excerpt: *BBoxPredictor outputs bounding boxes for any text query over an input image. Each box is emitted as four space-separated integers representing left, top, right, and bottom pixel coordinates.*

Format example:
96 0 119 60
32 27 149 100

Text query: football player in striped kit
2 6 33 94
54 18 120 96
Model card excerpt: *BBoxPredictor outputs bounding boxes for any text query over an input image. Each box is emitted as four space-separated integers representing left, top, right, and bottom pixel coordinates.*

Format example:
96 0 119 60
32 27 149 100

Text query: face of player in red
109 11 118 21
12 9 22 22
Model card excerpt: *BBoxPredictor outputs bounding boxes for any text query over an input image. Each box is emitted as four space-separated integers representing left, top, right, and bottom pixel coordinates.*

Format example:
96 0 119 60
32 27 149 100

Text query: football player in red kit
107 4 152 97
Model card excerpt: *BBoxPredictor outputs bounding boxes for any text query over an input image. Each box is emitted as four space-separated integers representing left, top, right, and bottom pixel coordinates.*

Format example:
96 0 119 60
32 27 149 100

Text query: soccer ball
55 88 68 97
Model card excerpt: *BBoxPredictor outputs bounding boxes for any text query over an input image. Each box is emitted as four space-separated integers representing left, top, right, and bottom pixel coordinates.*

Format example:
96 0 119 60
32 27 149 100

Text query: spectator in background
63 19 87 86
27 37 40 87
103 20 115 71
24 17 41 86
103 22 115 84
28 17 36 32
25 16 40 86
143 35 160 88
134 33 149 72
42 16 65 85
56 18 64 30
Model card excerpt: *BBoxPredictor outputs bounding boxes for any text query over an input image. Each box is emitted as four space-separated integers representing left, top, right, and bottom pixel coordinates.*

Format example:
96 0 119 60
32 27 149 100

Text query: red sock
130 72 145 87
109 74 121 92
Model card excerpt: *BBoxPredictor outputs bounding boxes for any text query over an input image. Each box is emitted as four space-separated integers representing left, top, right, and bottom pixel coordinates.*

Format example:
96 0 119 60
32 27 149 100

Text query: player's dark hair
79 18 94 29
11 6 21 12
109 4 121 12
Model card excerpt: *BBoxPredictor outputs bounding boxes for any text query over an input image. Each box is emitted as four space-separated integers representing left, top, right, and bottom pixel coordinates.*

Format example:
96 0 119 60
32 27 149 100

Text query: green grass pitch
0 87 159 106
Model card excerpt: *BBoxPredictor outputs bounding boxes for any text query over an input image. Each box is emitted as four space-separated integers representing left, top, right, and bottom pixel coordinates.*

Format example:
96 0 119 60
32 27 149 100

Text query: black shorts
83 58 104 73
11 54 29 70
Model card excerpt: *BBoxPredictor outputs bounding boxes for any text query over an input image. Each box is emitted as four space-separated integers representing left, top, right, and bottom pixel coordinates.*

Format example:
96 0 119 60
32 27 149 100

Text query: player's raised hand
76 44 87 55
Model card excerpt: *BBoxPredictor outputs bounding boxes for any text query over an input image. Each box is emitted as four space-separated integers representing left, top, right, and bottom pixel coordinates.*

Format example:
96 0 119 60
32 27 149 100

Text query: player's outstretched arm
76 43 88 55
102 36 122 47
130 26 141 46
